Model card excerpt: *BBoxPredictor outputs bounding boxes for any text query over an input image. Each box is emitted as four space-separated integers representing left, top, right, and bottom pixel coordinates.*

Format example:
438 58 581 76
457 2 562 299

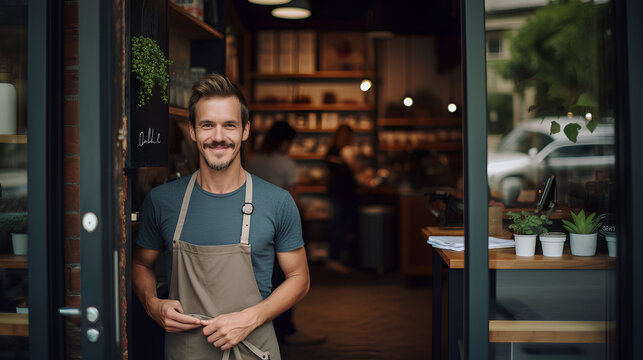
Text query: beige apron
165 171 280 360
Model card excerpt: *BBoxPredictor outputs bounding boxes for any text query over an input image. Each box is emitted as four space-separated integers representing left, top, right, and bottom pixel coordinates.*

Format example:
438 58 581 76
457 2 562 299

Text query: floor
280 263 432 360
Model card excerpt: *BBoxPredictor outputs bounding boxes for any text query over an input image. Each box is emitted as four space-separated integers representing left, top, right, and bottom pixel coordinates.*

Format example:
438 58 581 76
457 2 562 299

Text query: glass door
0 2 31 356
483 0 618 358
0 1 64 359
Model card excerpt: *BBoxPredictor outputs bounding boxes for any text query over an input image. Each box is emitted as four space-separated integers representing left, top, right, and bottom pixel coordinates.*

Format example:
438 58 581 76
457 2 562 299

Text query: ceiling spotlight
360 79 372 92
271 0 311 19
249 0 291 5
448 103 457 113
403 96 413 107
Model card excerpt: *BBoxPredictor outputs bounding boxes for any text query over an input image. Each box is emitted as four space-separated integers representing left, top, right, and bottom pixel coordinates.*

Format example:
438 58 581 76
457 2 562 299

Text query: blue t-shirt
136 173 304 299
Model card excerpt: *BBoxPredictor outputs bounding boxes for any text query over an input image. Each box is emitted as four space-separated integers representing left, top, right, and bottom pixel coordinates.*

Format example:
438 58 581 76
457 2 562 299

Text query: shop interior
129 0 463 358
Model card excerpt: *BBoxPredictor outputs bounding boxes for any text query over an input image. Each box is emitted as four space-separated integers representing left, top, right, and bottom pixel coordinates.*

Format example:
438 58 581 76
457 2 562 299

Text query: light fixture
271 0 311 19
249 0 291 5
585 112 593 121
360 79 372 92
448 103 457 113
402 38 413 108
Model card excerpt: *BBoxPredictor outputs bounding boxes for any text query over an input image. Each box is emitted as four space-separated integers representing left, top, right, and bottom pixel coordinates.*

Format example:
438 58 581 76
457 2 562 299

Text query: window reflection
485 0 617 358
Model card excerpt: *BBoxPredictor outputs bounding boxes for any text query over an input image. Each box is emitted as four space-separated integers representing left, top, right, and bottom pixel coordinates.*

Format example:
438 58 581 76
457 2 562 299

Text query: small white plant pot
514 234 537 256
15 307 28 314
539 232 566 257
11 233 28 256
605 235 617 257
570 233 597 256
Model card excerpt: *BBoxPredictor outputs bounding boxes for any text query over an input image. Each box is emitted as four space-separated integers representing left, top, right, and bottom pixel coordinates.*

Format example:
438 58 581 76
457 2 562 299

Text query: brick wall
63 0 82 358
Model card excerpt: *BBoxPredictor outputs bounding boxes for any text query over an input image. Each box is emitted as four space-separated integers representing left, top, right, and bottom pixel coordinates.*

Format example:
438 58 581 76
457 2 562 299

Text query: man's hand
146 297 202 333
201 309 260 350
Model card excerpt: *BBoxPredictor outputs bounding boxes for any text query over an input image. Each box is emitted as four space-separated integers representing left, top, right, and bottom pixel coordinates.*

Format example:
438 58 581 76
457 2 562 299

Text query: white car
487 117 615 205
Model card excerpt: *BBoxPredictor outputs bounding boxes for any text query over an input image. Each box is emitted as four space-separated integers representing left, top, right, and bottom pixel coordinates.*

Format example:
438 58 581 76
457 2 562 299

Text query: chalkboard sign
128 0 169 167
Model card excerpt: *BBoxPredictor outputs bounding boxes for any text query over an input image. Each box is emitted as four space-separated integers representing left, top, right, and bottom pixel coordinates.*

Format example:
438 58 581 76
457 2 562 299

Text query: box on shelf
278 31 296 74
298 31 316 74
256 31 277 74
171 0 204 21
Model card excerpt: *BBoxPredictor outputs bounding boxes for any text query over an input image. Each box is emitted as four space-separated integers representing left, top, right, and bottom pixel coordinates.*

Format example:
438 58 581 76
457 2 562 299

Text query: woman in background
325 125 362 273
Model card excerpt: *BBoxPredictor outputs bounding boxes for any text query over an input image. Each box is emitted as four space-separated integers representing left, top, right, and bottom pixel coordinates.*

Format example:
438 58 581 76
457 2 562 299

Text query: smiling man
132 74 310 360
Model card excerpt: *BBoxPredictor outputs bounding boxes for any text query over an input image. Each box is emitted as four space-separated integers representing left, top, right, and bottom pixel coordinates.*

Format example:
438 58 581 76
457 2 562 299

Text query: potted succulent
507 211 552 256
562 210 604 256
0 212 28 255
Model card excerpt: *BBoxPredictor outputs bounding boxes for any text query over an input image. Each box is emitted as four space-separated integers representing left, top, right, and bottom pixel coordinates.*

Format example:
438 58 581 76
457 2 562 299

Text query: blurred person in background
324 125 362 273
246 121 327 346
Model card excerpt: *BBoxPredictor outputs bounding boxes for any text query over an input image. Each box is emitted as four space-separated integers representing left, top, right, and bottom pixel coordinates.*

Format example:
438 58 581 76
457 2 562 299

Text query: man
133 74 310 360
246 121 326 346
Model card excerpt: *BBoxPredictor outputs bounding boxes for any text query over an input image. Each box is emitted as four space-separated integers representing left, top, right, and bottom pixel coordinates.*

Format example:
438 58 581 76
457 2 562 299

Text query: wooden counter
423 226 614 269
489 320 615 343
0 254 28 269
0 313 28 337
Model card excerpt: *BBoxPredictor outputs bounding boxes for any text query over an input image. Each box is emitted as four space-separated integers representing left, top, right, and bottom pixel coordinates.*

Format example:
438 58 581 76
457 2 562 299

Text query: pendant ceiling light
271 0 311 19
248 0 291 5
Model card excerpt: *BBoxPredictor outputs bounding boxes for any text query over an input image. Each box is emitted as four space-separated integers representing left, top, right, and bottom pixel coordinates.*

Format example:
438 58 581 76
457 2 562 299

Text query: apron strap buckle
242 202 254 215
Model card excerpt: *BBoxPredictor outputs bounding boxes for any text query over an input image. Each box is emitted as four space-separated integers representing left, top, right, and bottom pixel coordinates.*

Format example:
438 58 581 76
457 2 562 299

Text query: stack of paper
427 236 515 251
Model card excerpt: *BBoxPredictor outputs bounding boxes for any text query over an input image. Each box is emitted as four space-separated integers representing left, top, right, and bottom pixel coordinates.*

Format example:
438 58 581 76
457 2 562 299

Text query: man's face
189 96 249 172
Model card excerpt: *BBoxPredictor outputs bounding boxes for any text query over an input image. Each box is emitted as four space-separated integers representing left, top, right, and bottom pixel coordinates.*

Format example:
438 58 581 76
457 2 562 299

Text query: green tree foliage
500 0 612 141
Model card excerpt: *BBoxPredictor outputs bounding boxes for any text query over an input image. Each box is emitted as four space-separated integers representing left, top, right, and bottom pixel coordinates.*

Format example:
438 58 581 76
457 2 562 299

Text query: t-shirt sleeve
274 191 305 252
136 190 165 251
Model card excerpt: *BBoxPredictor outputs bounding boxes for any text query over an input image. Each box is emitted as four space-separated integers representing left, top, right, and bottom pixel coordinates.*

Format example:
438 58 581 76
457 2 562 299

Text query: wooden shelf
168 2 223 40
378 117 461 127
0 254 28 269
169 106 189 121
295 185 328 193
0 313 28 337
251 103 373 112
251 71 374 80
378 142 462 152
303 214 331 221
253 127 372 134
489 320 614 343
289 153 326 160
0 135 27 144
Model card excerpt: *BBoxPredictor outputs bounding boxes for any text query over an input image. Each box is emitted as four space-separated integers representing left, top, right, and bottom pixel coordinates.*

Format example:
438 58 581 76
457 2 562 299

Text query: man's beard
203 141 237 171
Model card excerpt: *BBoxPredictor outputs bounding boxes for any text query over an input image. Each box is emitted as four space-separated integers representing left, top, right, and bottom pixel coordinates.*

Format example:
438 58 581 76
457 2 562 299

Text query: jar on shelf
0 59 17 135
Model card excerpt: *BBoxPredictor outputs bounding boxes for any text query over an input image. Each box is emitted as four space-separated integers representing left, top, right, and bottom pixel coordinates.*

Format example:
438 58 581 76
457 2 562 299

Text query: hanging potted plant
507 211 552 256
131 36 172 107
562 210 604 256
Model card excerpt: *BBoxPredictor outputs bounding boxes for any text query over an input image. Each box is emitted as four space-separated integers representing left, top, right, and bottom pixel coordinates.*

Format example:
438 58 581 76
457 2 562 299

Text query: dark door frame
461 0 489 358
78 0 119 358
614 0 643 359
27 0 66 359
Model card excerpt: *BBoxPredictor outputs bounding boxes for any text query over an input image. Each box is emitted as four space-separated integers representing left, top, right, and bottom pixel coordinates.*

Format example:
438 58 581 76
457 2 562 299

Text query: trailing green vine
131 36 172 107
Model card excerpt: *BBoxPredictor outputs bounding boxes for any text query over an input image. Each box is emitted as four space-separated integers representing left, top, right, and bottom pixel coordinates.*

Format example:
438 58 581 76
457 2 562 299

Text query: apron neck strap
172 171 199 242
172 170 254 244
240 171 253 245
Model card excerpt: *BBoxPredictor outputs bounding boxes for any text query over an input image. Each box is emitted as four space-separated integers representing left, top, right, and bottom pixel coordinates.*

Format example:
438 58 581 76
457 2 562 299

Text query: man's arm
201 246 310 349
132 245 201 332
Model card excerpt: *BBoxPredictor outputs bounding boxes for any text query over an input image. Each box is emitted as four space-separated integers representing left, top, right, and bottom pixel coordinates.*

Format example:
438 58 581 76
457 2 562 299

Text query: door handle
58 307 81 317
59 306 100 323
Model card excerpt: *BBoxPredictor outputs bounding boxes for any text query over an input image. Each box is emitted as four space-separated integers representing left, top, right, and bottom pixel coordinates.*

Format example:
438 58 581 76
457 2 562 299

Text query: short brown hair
188 73 249 129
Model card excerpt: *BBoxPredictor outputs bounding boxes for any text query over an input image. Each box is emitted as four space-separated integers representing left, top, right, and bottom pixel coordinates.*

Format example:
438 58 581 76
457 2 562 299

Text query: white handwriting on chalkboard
139 128 162 147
